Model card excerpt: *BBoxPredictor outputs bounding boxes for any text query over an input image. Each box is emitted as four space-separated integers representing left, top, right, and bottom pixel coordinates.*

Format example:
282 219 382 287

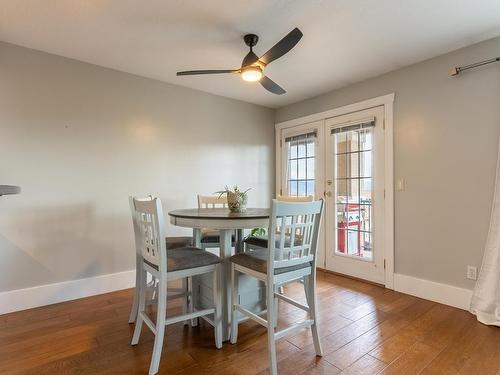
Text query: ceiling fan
176 28 303 95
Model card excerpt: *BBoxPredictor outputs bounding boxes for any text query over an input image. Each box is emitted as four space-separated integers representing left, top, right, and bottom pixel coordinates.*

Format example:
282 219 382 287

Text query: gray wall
276 36 500 289
0 42 274 292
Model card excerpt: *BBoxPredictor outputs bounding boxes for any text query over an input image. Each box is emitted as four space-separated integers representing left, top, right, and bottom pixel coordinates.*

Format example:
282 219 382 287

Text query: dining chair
243 195 314 251
197 194 235 249
128 196 193 325
243 195 314 297
230 199 324 375
130 197 223 375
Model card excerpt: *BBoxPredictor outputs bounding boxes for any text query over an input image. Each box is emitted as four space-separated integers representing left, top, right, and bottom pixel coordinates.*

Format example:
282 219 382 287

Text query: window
332 121 374 259
285 131 316 197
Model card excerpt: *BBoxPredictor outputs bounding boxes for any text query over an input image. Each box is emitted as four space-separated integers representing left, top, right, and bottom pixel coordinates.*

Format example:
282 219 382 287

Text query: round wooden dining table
169 208 269 340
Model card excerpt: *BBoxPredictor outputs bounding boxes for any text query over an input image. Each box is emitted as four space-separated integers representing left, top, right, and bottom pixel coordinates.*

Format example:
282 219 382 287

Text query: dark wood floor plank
420 317 493 375
456 328 500 375
368 303 454 364
340 354 387 374
378 341 441 374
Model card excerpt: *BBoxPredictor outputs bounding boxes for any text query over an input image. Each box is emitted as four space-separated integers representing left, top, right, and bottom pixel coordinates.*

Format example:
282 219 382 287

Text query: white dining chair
128 196 193 325
130 197 223 375
197 194 236 249
243 195 314 251
243 195 314 297
230 199 324 375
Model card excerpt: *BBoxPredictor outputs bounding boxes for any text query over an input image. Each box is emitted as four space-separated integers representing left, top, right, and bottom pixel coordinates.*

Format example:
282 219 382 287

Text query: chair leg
190 276 199 327
306 274 322 357
182 277 189 326
213 264 223 349
128 254 142 324
131 267 147 345
230 263 239 344
303 276 311 308
274 286 279 327
150 276 157 301
149 276 167 375
266 281 278 375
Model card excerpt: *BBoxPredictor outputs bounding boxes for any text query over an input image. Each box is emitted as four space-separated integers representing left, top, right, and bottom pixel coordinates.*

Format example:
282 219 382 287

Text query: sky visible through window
287 137 315 197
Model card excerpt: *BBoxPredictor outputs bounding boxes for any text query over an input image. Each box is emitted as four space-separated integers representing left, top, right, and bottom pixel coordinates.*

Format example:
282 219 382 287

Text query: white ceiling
1 1 500 108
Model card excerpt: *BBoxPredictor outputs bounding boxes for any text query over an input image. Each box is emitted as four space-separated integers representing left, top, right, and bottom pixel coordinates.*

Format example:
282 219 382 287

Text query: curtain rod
450 56 500 76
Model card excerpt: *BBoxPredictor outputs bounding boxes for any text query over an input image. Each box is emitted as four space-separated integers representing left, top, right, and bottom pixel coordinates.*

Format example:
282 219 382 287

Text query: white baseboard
0 270 473 316
0 269 136 315
394 273 473 311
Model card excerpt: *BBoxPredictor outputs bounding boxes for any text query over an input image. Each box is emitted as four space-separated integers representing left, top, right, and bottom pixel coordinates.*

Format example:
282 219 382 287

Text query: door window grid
334 128 373 259
286 135 315 197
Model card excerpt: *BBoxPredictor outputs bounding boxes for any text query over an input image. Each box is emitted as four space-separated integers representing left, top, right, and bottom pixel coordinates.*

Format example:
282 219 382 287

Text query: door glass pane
307 141 315 157
359 129 372 151
297 141 306 158
285 134 316 197
336 154 347 179
297 159 306 179
307 158 315 179
360 178 372 200
289 159 298 180
359 151 372 177
290 142 298 158
346 131 359 153
333 127 373 260
349 152 359 178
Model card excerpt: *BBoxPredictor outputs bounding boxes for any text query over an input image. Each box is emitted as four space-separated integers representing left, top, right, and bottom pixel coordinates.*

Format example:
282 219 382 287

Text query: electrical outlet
467 266 477 280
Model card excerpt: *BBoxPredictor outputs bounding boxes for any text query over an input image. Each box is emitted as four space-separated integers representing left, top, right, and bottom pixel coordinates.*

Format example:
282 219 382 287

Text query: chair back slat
198 195 228 209
277 195 314 202
268 199 324 273
130 196 166 269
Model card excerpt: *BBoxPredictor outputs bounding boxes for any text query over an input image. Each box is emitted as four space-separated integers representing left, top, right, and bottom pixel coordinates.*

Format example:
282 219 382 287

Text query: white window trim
275 93 395 289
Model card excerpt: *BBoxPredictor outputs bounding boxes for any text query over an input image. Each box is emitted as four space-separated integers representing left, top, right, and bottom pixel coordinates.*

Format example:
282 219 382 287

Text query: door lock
327 180 333 186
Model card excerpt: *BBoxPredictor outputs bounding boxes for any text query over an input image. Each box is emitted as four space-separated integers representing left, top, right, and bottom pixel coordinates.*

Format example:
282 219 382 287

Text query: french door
279 120 325 267
325 106 385 284
278 106 387 284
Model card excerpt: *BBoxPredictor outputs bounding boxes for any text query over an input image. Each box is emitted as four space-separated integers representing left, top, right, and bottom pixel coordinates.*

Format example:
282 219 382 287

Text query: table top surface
168 208 269 220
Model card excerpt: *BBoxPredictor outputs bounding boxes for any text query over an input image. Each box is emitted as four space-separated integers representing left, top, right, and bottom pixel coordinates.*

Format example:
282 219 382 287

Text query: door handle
324 191 333 197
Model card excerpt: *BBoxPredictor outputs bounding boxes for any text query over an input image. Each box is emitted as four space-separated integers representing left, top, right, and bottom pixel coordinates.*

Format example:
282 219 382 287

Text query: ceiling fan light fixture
241 66 263 82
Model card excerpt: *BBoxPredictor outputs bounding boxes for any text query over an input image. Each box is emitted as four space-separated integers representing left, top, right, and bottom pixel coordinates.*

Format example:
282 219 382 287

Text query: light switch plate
397 178 405 192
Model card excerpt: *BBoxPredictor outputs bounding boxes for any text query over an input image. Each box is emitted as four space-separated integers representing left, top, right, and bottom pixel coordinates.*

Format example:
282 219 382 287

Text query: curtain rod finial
450 67 460 76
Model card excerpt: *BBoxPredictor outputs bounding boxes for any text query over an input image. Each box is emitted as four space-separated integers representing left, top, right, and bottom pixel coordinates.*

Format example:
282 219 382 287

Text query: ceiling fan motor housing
244 34 259 48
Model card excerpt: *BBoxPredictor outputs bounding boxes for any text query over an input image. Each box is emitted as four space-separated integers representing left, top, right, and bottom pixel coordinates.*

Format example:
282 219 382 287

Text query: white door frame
275 93 395 289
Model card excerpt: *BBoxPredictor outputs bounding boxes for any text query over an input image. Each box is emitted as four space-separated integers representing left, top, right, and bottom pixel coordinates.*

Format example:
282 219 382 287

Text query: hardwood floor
0 271 498 374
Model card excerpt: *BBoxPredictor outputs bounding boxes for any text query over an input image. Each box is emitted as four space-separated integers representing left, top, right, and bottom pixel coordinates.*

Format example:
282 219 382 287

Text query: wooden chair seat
230 249 311 275
145 246 221 272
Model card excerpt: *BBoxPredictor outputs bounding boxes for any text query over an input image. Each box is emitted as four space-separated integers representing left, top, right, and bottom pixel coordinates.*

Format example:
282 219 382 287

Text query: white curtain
470 138 500 326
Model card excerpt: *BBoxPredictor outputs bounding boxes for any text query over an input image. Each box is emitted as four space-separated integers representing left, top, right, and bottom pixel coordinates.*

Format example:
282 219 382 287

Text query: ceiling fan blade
259 27 303 65
177 69 238 76
260 76 286 95
241 51 259 68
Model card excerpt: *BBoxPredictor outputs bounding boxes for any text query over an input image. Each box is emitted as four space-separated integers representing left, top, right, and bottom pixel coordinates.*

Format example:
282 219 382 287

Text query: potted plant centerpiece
216 186 250 213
